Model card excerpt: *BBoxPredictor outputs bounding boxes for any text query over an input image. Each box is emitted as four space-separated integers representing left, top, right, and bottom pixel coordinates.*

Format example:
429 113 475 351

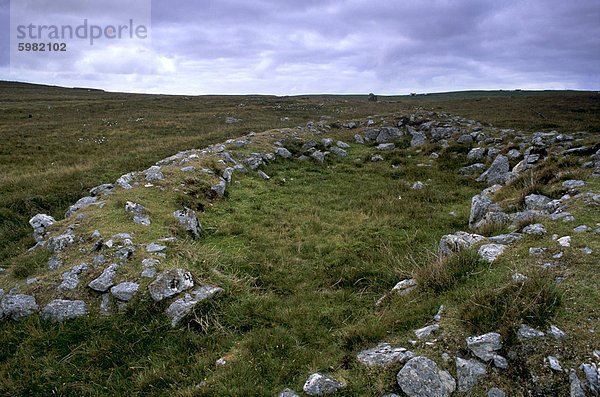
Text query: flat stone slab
356 343 414 367
41 299 87 322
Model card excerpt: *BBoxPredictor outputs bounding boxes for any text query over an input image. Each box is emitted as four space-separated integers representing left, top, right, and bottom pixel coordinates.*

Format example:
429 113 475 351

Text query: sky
0 0 599 95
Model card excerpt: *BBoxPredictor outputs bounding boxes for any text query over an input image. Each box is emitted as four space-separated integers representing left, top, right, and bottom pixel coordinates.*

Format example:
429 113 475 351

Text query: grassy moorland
0 83 598 396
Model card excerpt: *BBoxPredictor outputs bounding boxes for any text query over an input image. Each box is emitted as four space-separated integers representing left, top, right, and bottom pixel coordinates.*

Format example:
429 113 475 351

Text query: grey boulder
29 214 56 242
88 264 119 292
438 231 485 259
477 155 510 186
466 332 502 361
173 208 201 237
65 196 97 218
166 285 224 326
396 356 456 397
356 343 414 367
456 357 486 392
1 294 38 321
41 299 87 322
149 268 194 301
110 282 139 301
303 373 346 396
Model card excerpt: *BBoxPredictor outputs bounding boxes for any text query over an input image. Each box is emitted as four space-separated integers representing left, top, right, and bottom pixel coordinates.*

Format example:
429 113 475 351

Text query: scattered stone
278 388 300 397
115 246 135 260
415 324 440 339
330 147 347 157
547 356 563 371
65 196 97 218
321 138 333 147
48 256 63 270
311 151 328 163
225 117 241 124
258 170 270 180
173 208 202 237
58 263 89 290
466 333 502 361
469 194 493 229
570 369 586 397
392 279 417 295
145 166 164 182
573 225 589 233
356 343 414 367
557 236 571 247
493 354 508 369
478 244 507 263
525 194 552 211
522 223 547 235
141 267 157 278
489 233 522 244
89 183 114 196
29 214 56 242
146 243 166 253
482 184 503 197
41 299 87 322
211 180 226 197
512 273 528 282
456 357 487 392
376 127 402 143
579 363 599 394
111 282 139 301
148 268 194 301
166 285 224 326
434 305 444 321
438 231 485 259
477 155 510 186
377 143 395 151
518 324 545 340
181 166 195 172
303 373 346 396
581 247 593 255
125 201 144 214
467 148 486 161
47 233 75 253
411 181 425 190
410 131 427 146
354 134 365 144
397 356 456 397
562 180 585 189
88 264 119 292
488 387 506 397
1 294 38 321
459 163 486 176
244 157 264 170
529 247 547 256
336 140 350 148
275 148 292 158
133 215 151 225
371 154 384 162
547 325 567 340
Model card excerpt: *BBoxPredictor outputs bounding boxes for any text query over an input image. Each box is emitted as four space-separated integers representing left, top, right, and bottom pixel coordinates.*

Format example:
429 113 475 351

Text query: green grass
0 83 598 396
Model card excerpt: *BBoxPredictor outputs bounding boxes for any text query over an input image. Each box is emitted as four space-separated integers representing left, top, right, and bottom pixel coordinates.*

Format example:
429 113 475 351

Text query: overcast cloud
0 0 598 95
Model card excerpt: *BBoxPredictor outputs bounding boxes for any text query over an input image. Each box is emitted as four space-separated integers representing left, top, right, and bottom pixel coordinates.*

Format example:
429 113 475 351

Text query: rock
469 194 493 229
467 148 486 161
145 166 164 182
47 233 75 253
362 128 380 141
211 180 226 197
58 263 89 290
116 172 136 189
459 163 486 176
522 223 547 235
173 208 202 237
225 117 241 124
278 388 300 397
547 325 567 340
524 194 552 211
142 258 161 267
166 285 224 326
547 356 563 371
456 357 486 392
29 214 56 242
371 154 384 162
146 243 166 253
466 333 502 361
488 387 506 397
457 134 474 144
438 231 485 259
512 273 528 283
377 143 395 151
133 215 151 225
89 183 114 197
115 246 135 260
396 356 456 397
275 148 292 158
148 269 194 301
489 233 522 244
356 343 414 367
411 181 425 190
573 225 589 233
579 363 599 394
302 140 318 150
321 138 333 147
336 140 350 148
1 294 38 321
110 282 139 301
518 324 545 340
48 256 63 270
392 279 417 295
376 127 402 143
493 355 508 369
563 180 585 189
410 131 427 146
354 134 365 144
311 151 329 163
41 299 87 322
125 201 144 214
244 157 264 170
303 373 346 396
415 324 439 339
65 196 97 218
181 166 196 172
570 370 586 397
557 236 571 247
88 264 119 292
330 147 347 157
478 244 507 262
477 155 510 186
141 267 157 278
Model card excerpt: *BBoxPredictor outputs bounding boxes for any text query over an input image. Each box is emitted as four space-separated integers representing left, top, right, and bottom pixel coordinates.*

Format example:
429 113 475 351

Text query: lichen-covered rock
110 282 139 301
414 324 439 339
478 244 507 263
438 231 485 259
125 201 144 215
115 246 135 260
410 131 427 146
1 294 38 321
456 357 486 392
278 388 300 397
518 324 545 340
173 208 201 237
29 214 56 242
89 184 114 196
244 157 263 170
330 147 346 157
166 285 224 326
65 196 97 218
477 155 510 186
303 373 346 396
88 264 119 292
392 279 417 295
145 166 163 181
275 147 292 158
211 180 226 197
377 143 395 151
466 332 502 361
396 356 456 397
149 268 194 301
47 233 75 253
58 263 89 290
376 127 402 143
41 299 87 322
469 194 493 229
356 343 414 367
